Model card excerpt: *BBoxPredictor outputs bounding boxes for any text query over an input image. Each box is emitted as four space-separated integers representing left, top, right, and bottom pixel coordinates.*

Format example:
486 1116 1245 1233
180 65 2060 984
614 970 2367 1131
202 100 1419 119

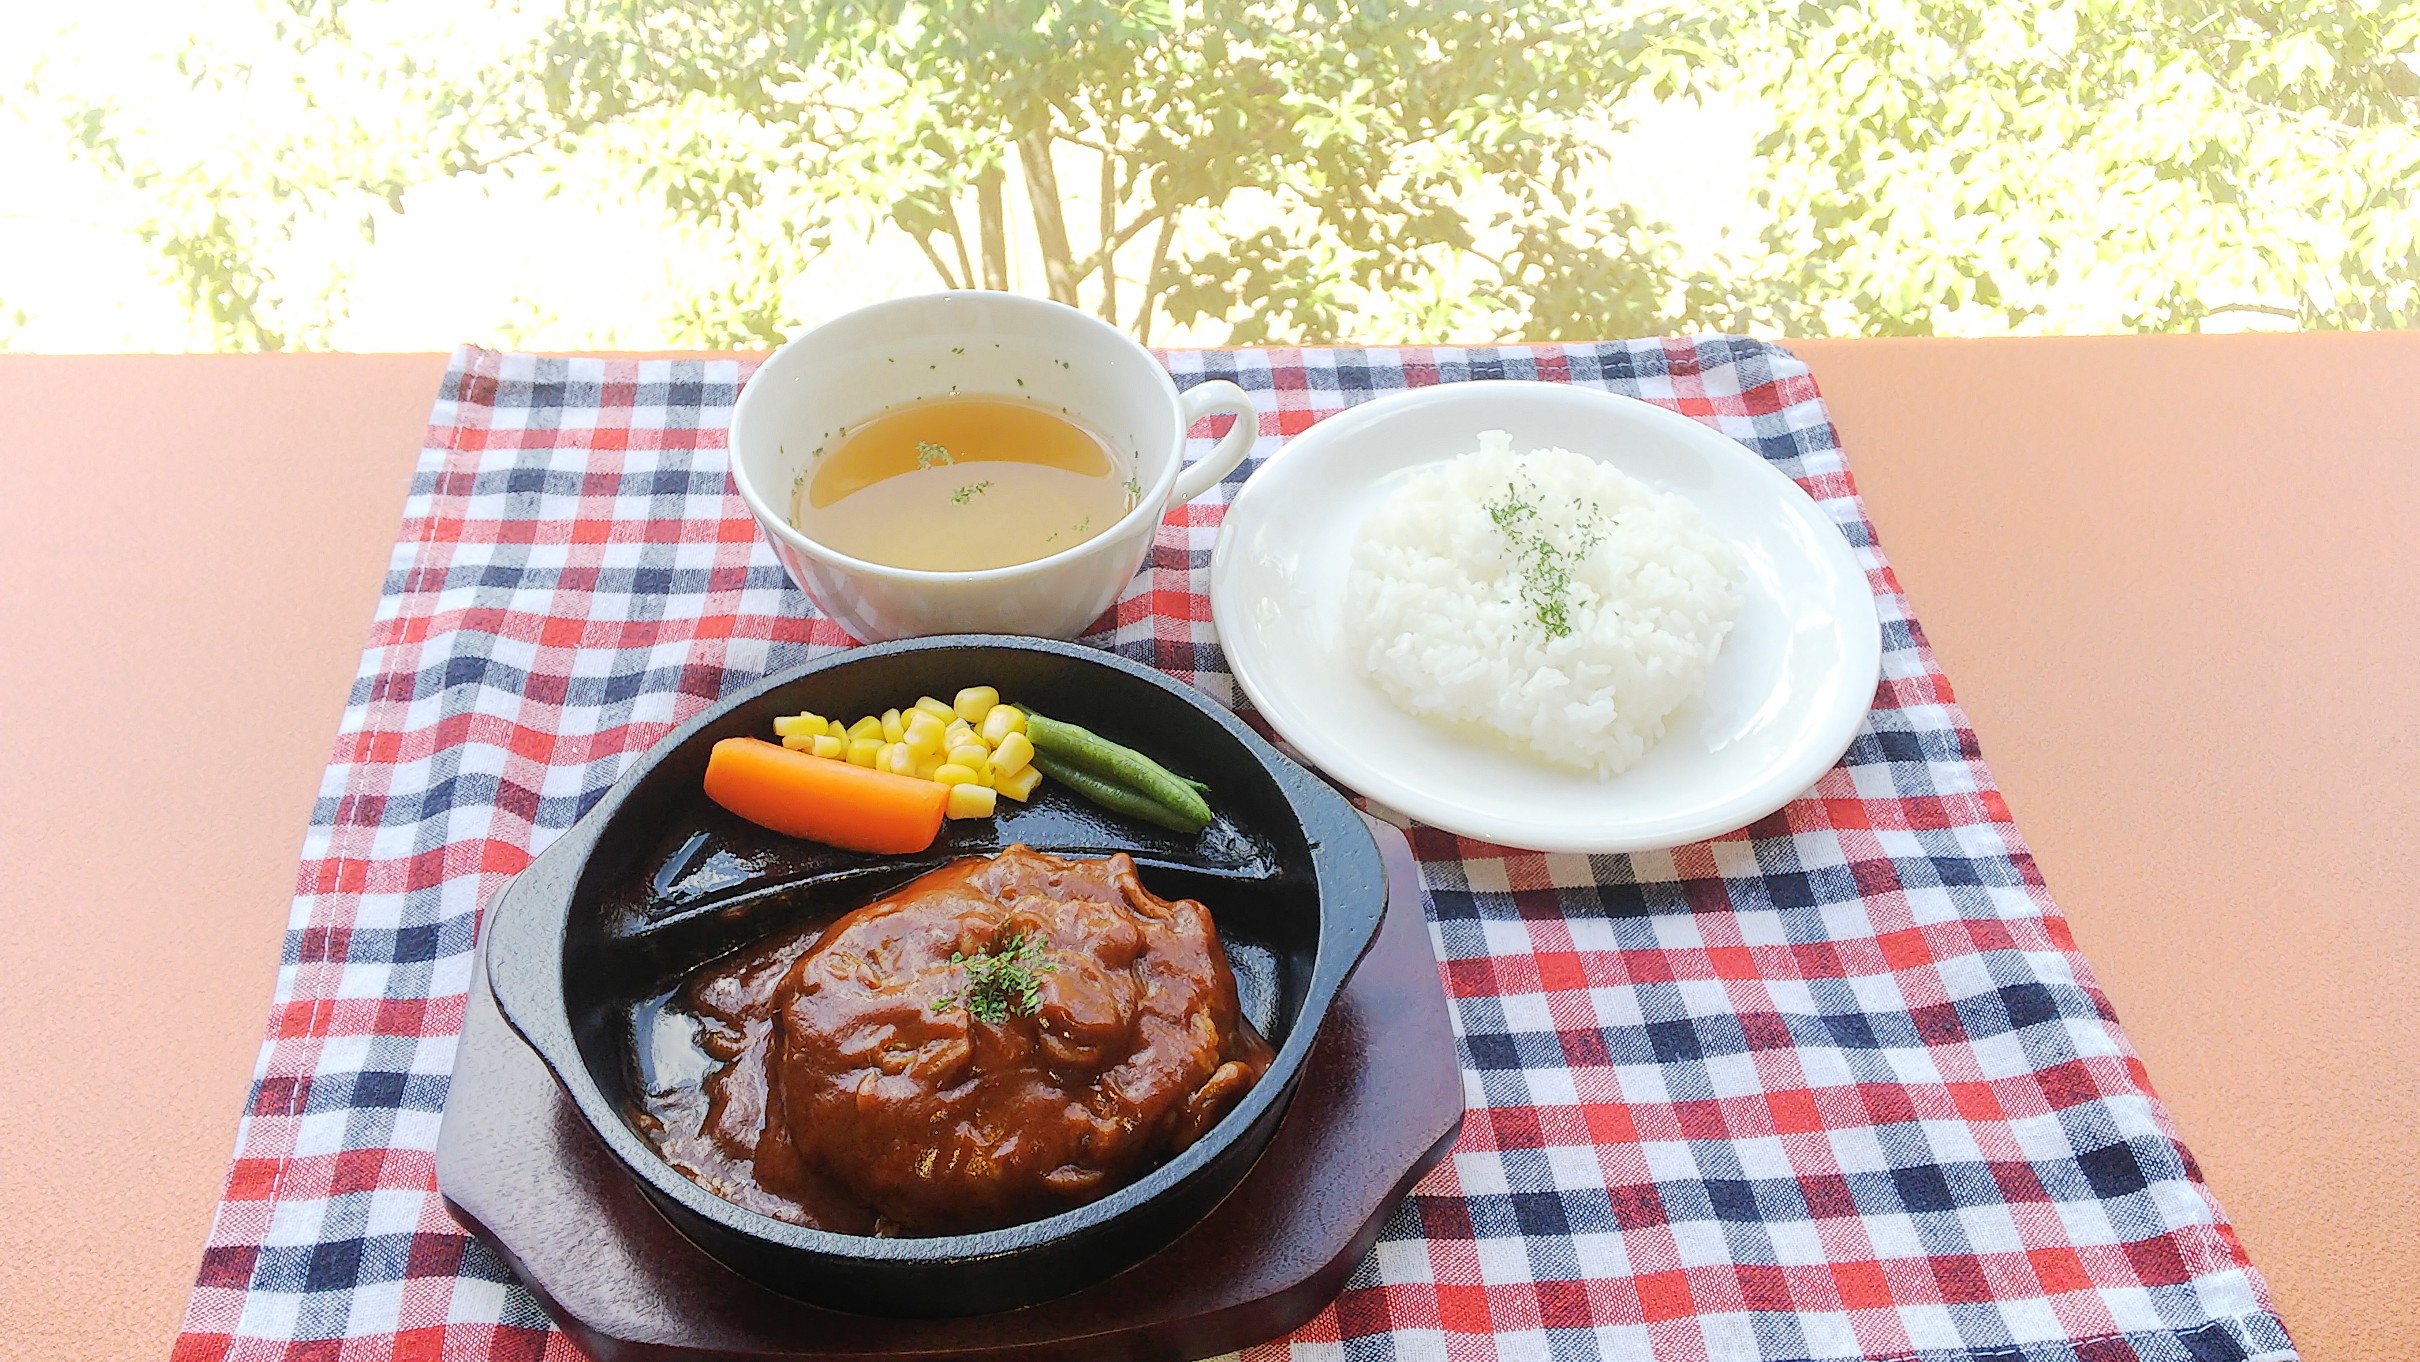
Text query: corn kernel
947 742 992 769
989 730 1035 778
945 783 998 819
944 720 978 751
881 743 915 776
953 686 1000 723
780 733 817 751
914 754 944 781
772 712 822 738
980 705 1026 746
848 715 883 741
994 763 1043 802
810 733 845 760
846 737 882 767
914 696 956 724
903 716 946 758
933 763 983 787
880 708 906 743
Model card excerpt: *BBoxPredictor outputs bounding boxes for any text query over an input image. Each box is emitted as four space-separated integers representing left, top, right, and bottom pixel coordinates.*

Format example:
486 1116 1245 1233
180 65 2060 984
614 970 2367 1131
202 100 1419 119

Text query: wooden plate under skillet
436 815 1465 1362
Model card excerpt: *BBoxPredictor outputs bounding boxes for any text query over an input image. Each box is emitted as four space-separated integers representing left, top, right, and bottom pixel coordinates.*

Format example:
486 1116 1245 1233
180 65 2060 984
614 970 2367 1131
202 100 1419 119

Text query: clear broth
791 396 1138 572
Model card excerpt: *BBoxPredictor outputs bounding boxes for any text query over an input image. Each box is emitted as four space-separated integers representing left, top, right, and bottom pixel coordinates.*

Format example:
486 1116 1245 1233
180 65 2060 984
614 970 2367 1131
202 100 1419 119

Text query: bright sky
0 0 1771 353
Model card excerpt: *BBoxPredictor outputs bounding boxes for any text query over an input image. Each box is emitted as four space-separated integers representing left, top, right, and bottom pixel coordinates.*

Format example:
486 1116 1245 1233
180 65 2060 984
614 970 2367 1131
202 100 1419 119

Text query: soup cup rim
728 292 1188 585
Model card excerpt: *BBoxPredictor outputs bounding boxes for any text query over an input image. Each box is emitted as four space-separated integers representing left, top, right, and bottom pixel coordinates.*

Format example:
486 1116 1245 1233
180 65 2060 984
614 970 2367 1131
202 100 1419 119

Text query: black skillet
482 635 1388 1318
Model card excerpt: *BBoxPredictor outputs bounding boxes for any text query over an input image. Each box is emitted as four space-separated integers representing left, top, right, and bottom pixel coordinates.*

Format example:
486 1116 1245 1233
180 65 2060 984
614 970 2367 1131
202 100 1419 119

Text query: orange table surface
1 336 2413 1362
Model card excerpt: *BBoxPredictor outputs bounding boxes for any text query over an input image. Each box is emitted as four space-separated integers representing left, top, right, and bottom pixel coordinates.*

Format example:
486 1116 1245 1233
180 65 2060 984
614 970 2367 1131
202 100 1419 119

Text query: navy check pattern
174 341 2292 1362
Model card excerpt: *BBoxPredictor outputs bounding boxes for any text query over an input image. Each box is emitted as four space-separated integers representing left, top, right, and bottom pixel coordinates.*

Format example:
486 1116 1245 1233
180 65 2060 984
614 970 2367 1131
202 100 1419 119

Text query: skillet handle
1282 761 1391 1007
480 826 593 1087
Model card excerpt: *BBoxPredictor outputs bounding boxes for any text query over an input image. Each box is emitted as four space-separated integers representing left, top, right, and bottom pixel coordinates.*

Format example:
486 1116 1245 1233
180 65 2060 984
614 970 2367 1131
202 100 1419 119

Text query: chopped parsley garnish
1122 475 1142 500
916 441 954 468
950 480 993 504
1485 479 1602 641
931 932 1057 1023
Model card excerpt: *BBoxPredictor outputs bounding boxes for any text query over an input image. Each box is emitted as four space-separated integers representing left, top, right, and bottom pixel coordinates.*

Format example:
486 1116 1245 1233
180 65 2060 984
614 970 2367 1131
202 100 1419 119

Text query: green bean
1030 752 1209 835
1024 712 1215 830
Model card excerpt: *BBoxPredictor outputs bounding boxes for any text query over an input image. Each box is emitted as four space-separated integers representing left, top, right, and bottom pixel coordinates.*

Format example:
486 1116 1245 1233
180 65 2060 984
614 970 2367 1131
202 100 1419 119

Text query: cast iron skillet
484 635 1388 1317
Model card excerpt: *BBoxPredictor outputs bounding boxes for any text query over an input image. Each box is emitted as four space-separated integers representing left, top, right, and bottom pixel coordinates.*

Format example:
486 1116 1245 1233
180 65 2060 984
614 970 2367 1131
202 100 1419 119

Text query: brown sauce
632 846 1273 1236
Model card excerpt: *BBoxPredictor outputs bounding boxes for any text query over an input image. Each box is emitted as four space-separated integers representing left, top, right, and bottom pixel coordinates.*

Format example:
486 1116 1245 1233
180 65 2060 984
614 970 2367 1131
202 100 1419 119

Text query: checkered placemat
174 341 2293 1362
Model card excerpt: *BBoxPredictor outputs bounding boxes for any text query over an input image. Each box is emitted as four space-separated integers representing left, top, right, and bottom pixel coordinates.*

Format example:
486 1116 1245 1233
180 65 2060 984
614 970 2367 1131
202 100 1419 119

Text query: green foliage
367 0 1704 344
46 23 392 350
1700 0 2420 333
47 0 2420 347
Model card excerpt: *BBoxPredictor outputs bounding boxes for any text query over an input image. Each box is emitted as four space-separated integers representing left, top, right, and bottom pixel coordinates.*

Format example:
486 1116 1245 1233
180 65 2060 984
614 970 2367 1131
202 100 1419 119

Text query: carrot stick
702 736 947 854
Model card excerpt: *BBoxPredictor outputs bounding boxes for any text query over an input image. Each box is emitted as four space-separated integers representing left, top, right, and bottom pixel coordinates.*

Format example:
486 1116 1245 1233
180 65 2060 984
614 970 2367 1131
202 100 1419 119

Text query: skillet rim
483 634 1388 1271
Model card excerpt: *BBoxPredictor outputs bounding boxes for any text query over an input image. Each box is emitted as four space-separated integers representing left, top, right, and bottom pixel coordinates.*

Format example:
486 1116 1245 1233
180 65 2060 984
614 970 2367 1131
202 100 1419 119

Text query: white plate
1210 380 1881 854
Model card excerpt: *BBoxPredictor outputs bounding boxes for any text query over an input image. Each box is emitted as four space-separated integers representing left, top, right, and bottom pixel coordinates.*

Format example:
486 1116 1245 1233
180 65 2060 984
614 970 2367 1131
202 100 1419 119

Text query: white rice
1343 431 1739 776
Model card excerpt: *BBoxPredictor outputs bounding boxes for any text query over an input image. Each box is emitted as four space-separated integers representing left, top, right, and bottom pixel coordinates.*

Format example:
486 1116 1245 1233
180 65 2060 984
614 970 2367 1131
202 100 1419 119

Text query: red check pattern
173 341 2292 1362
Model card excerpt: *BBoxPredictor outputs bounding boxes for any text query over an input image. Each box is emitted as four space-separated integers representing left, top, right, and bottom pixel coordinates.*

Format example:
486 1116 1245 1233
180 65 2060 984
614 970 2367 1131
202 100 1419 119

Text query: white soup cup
727 292 1258 641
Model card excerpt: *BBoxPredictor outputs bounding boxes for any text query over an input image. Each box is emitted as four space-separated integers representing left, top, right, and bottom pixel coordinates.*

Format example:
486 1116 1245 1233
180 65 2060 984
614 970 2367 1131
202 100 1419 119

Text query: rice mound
1343 431 1739 776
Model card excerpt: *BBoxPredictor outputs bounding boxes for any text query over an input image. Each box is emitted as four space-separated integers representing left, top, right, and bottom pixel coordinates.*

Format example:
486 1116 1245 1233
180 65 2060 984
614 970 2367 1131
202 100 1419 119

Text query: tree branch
945 210 975 293
911 231 964 290
1098 152 1118 324
1017 131 1080 306
1137 212 1178 346
977 166 1008 290
1078 205 1172 286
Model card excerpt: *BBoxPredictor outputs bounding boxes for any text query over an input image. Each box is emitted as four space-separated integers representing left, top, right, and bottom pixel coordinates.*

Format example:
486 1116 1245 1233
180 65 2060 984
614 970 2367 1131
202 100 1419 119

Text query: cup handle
1168 379 1261 505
